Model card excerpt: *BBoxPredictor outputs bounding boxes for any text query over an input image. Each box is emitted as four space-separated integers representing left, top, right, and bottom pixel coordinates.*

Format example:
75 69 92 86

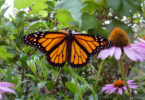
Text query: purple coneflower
0 82 16 99
97 27 145 61
101 80 138 95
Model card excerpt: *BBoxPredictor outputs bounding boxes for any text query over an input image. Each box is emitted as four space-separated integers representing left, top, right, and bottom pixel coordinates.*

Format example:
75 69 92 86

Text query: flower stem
119 58 131 100
95 60 105 89
69 67 83 100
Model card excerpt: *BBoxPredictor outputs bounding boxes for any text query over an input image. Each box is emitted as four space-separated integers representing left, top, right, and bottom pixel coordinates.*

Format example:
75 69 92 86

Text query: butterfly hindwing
69 34 112 68
46 39 67 67
22 31 67 67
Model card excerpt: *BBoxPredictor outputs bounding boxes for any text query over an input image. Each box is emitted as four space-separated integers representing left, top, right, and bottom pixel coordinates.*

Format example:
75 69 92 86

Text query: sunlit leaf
56 9 74 27
56 0 86 26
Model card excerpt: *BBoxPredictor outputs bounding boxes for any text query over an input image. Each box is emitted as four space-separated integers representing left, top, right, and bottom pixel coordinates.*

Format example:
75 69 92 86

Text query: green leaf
56 9 74 28
83 1 98 14
89 93 98 100
105 20 134 42
81 13 100 31
14 0 35 9
65 82 77 94
27 59 37 75
29 0 48 15
37 81 47 90
108 0 142 17
0 46 13 60
56 0 86 27
0 0 5 8
39 10 48 17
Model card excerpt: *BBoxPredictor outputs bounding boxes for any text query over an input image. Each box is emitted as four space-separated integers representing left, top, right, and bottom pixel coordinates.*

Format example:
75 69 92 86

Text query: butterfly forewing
22 31 67 67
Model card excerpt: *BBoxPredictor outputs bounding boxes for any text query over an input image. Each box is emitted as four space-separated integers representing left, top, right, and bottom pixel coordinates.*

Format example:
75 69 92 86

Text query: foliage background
0 0 145 100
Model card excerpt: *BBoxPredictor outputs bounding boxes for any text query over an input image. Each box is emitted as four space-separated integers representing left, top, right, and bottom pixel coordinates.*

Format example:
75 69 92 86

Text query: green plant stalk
95 60 105 88
69 67 83 100
119 58 131 100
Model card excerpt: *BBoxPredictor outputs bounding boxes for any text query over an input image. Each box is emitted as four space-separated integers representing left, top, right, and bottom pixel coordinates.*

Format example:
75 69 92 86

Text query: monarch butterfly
22 30 112 68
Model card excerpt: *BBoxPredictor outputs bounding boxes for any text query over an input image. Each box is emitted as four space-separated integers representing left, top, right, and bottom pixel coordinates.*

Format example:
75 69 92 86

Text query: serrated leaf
108 0 142 17
56 0 86 27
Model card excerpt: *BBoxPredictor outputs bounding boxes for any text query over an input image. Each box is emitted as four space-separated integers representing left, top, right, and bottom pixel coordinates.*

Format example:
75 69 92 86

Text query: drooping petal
105 87 115 94
118 88 123 95
104 84 114 87
0 86 16 94
109 47 116 57
108 87 117 94
124 45 145 62
123 86 128 92
101 84 114 91
127 80 134 83
0 82 14 87
97 48 111 60
129 85 138 89
101 86 110 92
114 47 122 60
137 38 145 43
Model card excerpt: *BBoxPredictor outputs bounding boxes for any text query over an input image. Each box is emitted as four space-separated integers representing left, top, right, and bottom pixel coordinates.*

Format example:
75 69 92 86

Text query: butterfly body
22 31 112 68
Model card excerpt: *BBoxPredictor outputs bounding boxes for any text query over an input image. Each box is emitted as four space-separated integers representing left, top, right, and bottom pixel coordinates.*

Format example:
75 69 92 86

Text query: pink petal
114 47 122 60
0 93 2 99
129 85 138 89
124 45 145 62
97 49 111 60
127 80 134 83
105 87 115 94
124 46 138 61
137 38 145 43
108 87 117 94
123 86 128 92
118 88 123 95
0 82 14 87
101 84 114 91
109 47 116 57
104 84 114 87
0 86 16 94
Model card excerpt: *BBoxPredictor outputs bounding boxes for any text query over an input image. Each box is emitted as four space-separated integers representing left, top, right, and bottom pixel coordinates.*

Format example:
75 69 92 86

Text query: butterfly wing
69 34 112 68
22 31 67 67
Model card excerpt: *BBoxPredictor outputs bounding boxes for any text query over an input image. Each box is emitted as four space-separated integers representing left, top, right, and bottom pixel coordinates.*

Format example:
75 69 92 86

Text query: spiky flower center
109 27 130 48
113 80 125 88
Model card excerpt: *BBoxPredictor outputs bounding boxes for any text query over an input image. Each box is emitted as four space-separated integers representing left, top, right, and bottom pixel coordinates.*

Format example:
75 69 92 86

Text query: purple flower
101 80 138 95
0 82 16 99
97 27 145 62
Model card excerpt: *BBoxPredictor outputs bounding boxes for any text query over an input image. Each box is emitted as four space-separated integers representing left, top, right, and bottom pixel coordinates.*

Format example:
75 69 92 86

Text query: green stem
119 58 131 100
69 67 83 100
95 60 105 88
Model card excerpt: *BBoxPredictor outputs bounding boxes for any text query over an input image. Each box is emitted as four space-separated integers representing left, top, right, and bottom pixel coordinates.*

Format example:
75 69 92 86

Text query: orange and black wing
69 34 112 68
22 31 67 67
